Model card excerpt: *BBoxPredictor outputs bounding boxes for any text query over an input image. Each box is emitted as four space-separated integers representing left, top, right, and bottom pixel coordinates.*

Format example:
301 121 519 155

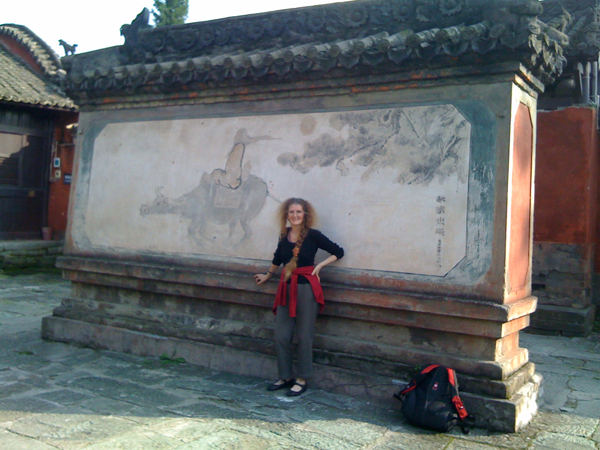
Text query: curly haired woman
254 198 344 396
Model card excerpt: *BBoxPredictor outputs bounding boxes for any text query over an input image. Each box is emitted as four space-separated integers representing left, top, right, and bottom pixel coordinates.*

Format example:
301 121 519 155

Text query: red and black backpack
394 364 473 433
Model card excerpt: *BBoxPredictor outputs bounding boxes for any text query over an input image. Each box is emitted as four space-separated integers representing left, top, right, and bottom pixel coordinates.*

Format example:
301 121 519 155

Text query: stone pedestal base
45 255 541 432
42 316 540 432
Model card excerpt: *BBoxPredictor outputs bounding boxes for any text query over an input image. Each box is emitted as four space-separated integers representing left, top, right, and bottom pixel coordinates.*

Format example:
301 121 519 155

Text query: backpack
393 364 472 433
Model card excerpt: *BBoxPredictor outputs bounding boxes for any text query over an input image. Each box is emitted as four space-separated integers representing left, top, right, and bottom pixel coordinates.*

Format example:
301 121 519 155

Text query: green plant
152 0 188 27
159 352 186 365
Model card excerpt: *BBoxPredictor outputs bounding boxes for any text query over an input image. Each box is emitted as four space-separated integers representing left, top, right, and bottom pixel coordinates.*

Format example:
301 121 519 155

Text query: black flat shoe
267 379 295 391
286 382 307 397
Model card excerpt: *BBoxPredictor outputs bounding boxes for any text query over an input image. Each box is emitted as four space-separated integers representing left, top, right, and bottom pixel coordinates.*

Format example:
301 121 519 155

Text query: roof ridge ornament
120 8 152 47
60 0 599 100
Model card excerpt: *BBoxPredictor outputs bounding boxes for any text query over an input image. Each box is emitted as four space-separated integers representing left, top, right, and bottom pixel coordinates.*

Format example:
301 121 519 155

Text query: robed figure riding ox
140 129 278 247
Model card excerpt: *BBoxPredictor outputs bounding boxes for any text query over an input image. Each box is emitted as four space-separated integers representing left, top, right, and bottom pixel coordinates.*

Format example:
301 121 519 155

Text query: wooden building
0 24 77 241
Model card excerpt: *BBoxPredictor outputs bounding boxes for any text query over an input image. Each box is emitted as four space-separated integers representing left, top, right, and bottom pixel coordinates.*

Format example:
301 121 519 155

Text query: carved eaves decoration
61 0 600 99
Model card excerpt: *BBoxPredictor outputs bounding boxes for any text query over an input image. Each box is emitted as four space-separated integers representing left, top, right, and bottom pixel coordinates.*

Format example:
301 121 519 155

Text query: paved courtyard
0 270 599 449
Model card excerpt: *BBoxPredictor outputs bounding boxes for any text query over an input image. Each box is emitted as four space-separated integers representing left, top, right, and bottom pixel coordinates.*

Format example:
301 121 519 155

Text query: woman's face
287 203 305 227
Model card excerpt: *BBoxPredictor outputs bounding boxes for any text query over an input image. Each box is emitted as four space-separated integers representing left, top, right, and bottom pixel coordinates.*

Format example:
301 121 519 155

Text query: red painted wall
534 107 598 248
47 112 78 239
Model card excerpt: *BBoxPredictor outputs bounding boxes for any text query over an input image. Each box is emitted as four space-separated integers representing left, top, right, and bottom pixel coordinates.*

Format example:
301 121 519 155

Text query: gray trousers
274 283 319 380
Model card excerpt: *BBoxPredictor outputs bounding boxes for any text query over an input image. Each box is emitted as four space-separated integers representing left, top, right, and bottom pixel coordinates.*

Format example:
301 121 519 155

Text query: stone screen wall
53 74 541 432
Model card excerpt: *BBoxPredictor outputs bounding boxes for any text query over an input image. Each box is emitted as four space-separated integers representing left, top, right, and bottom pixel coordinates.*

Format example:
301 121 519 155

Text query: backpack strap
446 368 469 420
399 364 440 396
399 380 416 396
421 364 440 374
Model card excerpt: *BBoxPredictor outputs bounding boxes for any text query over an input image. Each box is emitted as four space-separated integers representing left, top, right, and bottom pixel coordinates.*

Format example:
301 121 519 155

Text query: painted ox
140 173 268 247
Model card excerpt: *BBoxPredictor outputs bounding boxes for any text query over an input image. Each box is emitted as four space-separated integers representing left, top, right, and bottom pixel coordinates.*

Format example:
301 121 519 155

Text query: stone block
46 246 64 256
0 241 65 269
529 304 596 336
532 243 592 275
459 362 535 399
1 241 56 252
10 249 46 257
591 273 600 308
39 256 58 266
532 244 594 321
3 257 32 267
533 293 582 308
461 373 541 432
545 272 587 290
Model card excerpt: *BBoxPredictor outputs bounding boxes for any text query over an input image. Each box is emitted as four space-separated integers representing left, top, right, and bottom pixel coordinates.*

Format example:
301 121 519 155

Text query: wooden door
0 109 52 239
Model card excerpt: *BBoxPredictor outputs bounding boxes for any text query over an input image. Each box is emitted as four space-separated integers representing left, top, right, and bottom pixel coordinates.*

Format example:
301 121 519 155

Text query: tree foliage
152 0 189 27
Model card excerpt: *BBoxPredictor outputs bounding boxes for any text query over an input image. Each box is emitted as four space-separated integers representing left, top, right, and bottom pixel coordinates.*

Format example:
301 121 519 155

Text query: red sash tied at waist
273 266 325 317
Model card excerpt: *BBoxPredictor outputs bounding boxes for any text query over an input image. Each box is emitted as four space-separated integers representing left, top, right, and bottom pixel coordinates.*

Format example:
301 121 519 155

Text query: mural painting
81 104 471 276
139 128 277 247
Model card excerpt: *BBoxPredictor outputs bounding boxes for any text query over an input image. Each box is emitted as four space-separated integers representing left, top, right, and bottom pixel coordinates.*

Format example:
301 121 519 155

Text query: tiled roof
0 24 76 109
0 46 75 109
61 0 600 99
0 24 63 77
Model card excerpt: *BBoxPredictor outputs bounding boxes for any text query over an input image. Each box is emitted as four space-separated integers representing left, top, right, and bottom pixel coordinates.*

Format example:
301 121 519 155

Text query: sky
2 0 347 57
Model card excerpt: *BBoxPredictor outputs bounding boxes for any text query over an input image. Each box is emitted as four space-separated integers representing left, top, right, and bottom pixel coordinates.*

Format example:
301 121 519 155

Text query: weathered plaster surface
71 103 485 278
68 84 504 291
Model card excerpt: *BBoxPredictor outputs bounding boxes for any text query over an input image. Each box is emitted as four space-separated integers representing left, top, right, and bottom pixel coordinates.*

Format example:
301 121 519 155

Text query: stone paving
0 270 599 449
